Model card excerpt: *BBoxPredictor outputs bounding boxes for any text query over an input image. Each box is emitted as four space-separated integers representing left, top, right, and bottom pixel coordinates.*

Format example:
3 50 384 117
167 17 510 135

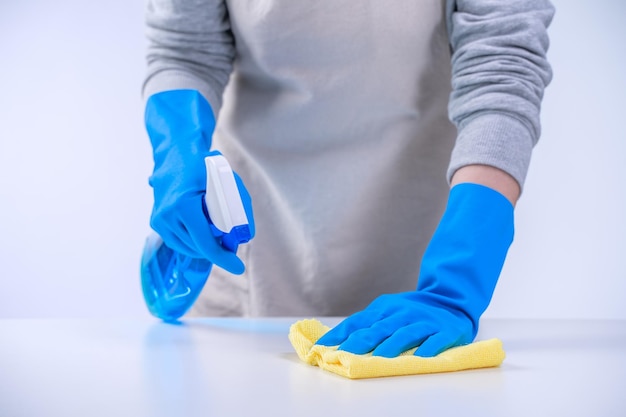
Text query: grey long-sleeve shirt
143 0 554 316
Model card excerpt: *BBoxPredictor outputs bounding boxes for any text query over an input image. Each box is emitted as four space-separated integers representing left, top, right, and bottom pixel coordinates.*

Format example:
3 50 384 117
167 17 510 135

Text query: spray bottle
140 153 251 321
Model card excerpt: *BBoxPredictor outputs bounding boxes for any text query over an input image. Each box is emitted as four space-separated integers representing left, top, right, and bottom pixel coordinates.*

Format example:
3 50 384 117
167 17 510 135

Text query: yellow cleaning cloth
289 319 505 379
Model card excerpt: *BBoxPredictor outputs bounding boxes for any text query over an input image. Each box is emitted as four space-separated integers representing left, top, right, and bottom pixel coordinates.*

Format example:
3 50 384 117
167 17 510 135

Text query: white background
0 0 624 319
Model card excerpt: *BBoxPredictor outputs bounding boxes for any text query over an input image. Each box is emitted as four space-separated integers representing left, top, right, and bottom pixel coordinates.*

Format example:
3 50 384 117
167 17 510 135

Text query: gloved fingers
181 195 245 275
336 316 411 355
233 172 255 239
370 322 436 358
150 206 203 259
156 226 200 259
315 309 385 347
414 331 463 358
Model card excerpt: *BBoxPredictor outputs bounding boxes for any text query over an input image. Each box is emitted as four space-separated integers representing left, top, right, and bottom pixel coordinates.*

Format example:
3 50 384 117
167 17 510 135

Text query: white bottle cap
204 154 249 233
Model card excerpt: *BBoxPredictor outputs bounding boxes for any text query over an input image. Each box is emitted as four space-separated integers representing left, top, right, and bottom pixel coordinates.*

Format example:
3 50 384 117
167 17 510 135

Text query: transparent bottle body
140 234 212 321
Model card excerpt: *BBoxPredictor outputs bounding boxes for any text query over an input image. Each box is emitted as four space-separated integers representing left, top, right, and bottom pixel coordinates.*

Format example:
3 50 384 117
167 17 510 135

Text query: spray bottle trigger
204 153 251 250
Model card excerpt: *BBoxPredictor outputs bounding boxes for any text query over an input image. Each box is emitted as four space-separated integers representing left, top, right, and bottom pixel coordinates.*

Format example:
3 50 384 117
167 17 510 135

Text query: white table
1 318 624 417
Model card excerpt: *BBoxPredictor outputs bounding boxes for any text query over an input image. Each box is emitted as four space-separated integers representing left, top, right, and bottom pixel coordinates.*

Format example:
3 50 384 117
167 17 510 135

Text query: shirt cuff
446 113 534 191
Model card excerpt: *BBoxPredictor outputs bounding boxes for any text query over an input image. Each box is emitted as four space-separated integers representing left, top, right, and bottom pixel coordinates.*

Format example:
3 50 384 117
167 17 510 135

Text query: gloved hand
146 89 254 275
316 183 514 357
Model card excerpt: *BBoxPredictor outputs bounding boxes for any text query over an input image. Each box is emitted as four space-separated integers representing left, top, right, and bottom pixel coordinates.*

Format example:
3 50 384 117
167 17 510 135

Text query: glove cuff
417 183 514 331
145 89 216 153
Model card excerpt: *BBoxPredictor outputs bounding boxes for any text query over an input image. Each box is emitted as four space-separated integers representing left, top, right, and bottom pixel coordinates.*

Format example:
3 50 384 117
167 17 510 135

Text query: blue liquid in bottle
141 224 249 321
140 233 213 322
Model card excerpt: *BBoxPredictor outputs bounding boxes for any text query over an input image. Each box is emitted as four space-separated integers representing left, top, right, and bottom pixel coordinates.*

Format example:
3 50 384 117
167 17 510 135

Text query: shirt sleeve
445 0 555 189
143 0 235 116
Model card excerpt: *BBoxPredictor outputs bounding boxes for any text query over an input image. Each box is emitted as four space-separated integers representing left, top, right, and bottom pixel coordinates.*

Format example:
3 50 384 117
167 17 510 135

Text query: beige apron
190 0 457 316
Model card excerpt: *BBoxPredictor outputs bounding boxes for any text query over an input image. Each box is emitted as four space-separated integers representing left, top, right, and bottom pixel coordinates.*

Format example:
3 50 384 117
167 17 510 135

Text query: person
142 0 555 357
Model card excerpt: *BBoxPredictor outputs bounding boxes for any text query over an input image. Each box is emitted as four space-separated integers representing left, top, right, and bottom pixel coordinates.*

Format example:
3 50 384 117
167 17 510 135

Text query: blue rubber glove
146 89 254 275
316 183 514 357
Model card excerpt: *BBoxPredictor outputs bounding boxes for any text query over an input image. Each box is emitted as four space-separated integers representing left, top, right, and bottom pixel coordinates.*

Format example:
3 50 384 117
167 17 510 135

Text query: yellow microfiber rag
288 319 505 379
